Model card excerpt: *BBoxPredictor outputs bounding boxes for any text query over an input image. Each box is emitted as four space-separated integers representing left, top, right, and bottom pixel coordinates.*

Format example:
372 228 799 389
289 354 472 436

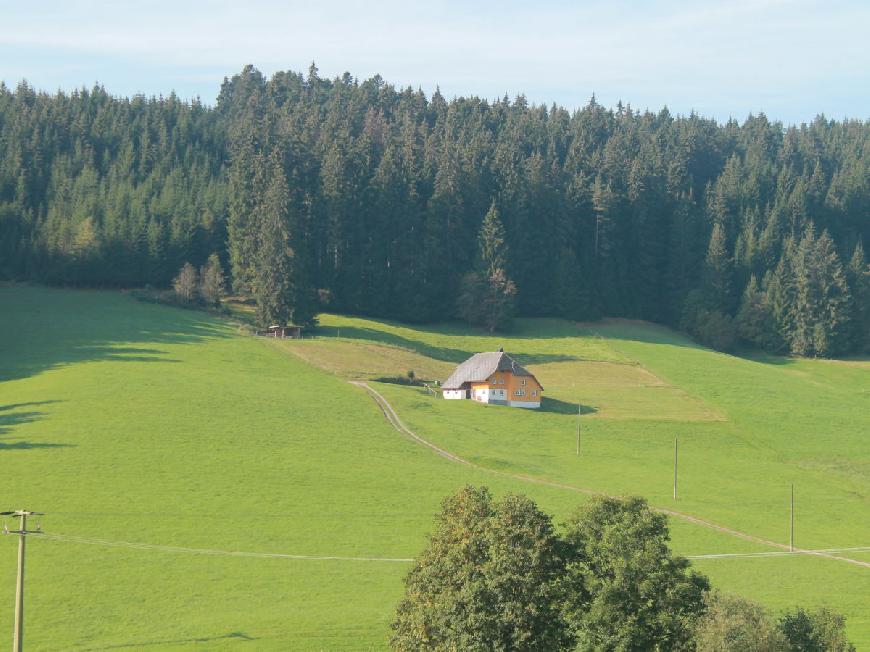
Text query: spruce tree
478 201 509 275
845 243 869 353
787 227 852 357
456 202 517 332
736 274 784 351
253 155 294 328
702 222 735 314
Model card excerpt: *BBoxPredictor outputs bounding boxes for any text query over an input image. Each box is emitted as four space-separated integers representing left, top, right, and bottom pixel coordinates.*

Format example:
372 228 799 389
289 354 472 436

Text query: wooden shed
257 325 303 339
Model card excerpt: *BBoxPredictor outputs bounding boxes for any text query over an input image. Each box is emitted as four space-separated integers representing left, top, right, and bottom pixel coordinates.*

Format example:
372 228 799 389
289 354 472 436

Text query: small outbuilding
257 325 303 339
442 348 543 408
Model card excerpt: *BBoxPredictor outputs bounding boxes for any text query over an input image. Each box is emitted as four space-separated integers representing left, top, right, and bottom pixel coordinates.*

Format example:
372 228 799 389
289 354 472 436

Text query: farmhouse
442 349 543 408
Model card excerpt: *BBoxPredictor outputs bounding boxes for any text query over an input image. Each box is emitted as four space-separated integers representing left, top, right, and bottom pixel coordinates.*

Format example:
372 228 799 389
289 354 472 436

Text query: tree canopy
391 486 569 651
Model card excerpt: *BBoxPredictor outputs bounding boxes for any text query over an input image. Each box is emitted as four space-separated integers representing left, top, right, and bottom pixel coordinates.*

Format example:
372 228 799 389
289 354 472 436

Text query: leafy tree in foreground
391 486 570 651
779 606 856 652
392 488 855 651
561 496 710 651
694 592 787 651
172 262 199 303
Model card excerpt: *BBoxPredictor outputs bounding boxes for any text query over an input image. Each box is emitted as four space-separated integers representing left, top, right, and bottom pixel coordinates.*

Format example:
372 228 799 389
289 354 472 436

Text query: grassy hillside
290 313 870 644
1 288 868 649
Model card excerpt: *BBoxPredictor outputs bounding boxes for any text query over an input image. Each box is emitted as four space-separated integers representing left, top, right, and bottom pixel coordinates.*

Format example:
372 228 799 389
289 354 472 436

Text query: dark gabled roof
442 351 537 390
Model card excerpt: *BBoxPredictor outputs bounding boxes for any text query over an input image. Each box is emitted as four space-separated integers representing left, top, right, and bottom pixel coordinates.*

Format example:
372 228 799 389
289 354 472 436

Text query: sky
1 0 868 126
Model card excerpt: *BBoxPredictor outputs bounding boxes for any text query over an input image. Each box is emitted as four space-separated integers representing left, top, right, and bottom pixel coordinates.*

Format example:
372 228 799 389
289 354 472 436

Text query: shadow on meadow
317 323 580 366
584 318 816 368
539 396 598 416
0 286 230 384
82 631 255 650
0 401 73 450
582 318 705 349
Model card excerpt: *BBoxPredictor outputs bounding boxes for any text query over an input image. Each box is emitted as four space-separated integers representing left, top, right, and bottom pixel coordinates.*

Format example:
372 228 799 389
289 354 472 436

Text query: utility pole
576 402 581 456
2 510 43 652
790 484 795 552
673 437 678 500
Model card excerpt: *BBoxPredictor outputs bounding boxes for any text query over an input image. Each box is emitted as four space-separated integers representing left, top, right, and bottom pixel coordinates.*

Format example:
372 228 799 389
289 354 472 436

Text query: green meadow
1 287 868 649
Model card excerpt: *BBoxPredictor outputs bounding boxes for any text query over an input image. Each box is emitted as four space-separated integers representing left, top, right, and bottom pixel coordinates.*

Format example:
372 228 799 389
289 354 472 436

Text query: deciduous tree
561 496 710 651
172 262 198 303
391 486 570 651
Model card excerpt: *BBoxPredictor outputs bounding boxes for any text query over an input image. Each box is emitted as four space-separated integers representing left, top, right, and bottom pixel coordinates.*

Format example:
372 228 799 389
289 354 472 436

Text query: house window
521 378 527 385
532 390 538 397
515 389 525 397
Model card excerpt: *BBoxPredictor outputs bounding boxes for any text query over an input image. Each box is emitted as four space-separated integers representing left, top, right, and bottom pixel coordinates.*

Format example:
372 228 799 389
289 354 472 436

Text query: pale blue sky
2 0 868 125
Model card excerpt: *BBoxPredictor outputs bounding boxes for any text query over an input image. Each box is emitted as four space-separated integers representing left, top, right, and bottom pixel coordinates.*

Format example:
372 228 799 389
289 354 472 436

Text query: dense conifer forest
1 65 867 355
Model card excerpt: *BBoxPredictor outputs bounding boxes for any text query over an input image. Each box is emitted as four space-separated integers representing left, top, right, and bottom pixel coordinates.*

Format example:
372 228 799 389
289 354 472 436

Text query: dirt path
352 381 870 570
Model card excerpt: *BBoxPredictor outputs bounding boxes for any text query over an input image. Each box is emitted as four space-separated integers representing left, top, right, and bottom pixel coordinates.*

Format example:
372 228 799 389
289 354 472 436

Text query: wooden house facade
442 349 542 408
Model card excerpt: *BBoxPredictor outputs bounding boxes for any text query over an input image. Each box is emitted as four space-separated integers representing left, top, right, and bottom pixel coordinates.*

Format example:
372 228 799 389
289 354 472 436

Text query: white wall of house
443 389 466 400
508 400 541 409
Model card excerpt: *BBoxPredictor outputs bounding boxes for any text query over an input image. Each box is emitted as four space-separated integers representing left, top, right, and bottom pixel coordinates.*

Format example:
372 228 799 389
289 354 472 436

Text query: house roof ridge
441 349 536 390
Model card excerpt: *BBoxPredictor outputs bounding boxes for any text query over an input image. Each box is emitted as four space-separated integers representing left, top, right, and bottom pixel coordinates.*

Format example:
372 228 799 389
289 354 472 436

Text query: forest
0 65 867 356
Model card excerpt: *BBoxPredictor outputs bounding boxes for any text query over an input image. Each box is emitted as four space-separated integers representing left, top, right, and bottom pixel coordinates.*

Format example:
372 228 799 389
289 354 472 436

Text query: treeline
0 81 227 287
1 67 867 354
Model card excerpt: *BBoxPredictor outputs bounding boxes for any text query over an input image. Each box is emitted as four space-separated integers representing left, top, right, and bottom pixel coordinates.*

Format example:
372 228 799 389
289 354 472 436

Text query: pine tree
786 227 852 357
253 155 294 328
478 201 508 275
456 202 517 332
736 274 784 351
702 222 735 314
845 243 869 353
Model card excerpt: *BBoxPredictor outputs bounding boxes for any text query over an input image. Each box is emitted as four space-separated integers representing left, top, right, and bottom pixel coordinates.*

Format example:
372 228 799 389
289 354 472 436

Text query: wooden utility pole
790 484 795 552
2 510 42 652
673 437 679 500
576 402 581 456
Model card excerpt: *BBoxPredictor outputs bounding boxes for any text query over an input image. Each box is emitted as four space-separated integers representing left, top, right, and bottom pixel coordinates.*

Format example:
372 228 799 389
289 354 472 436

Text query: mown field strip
350 381 870 570
41 533 415 562
36 533 870 566
687 546 870 560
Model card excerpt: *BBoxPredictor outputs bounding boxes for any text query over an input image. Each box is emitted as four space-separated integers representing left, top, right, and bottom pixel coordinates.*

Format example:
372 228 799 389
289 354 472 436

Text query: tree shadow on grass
582 318 705 350
83 631 255 650
0 401 74 450
587 319 832 368
316 324 580 366
538 396 598 416
0 286 229 383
